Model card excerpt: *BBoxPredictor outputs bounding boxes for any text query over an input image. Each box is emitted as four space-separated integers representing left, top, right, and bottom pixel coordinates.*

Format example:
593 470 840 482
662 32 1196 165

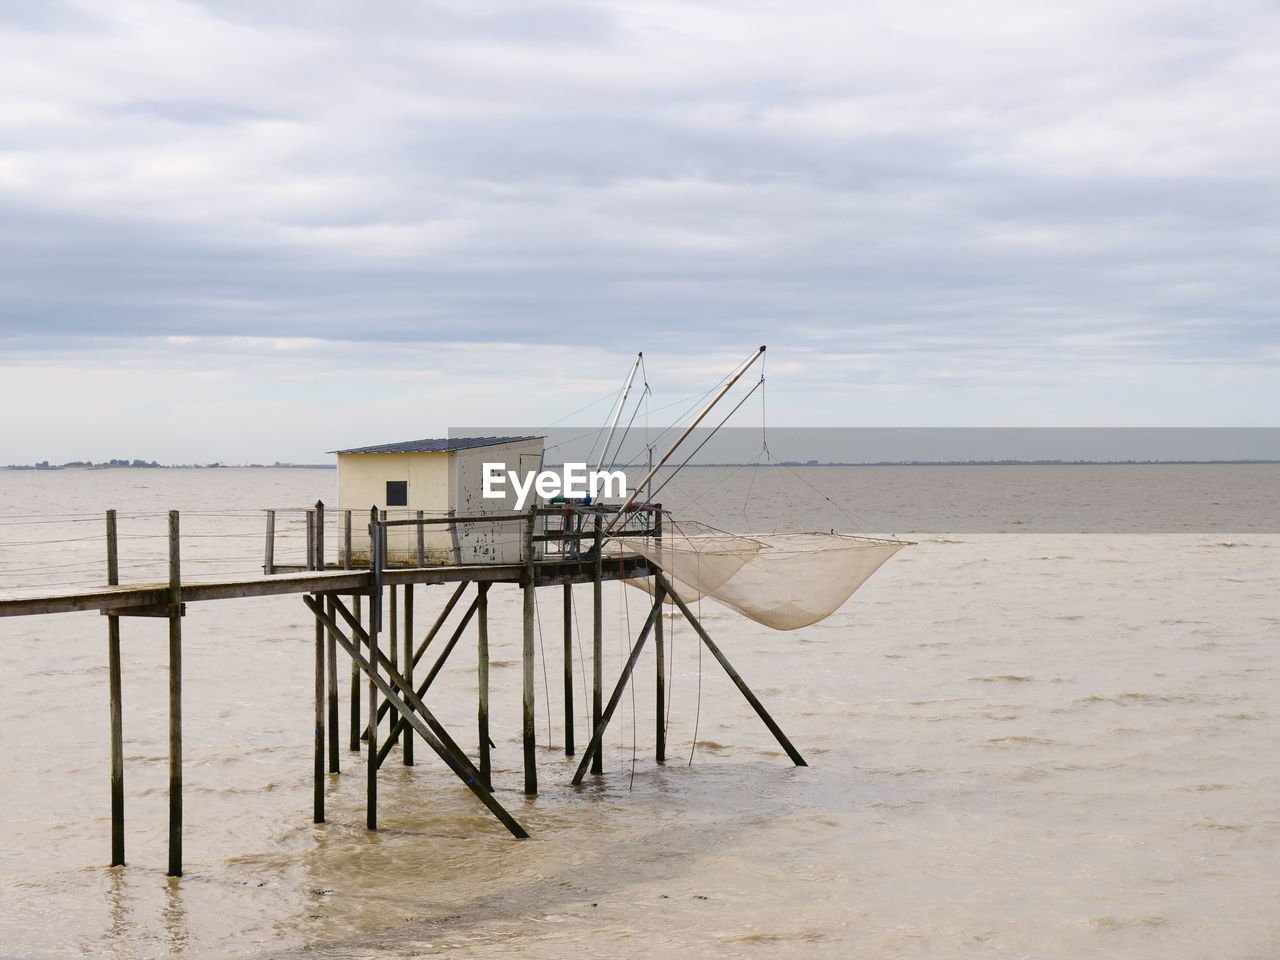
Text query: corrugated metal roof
329 436 542 455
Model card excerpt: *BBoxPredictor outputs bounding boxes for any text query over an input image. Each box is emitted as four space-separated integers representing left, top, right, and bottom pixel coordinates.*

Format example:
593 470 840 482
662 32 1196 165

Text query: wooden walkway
0 555 651 618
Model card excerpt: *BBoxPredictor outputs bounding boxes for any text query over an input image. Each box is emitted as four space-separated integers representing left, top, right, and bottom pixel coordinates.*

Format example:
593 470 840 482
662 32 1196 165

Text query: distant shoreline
5 462 335 471
680 459 1280 467
550 459 1280 468
8 459 1279 472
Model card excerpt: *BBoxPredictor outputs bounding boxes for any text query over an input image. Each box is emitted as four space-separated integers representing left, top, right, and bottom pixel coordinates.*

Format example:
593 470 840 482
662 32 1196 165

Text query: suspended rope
624 569 638 791
532 587 553 748
571 586 589 734
761 449 884 533
664 605 676 733
646 376 764 506
688 560 704 766
545 385 628 428
603 381 652 471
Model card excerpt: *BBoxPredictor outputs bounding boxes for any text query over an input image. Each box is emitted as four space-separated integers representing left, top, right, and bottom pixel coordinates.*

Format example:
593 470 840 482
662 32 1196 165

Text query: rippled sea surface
0 466 1277 959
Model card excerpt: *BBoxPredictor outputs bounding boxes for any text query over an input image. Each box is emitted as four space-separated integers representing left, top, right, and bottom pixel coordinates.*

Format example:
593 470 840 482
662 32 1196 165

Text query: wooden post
344 508 359 752
654 571 807 767
416 510 425 567
313 597 325 822
305 509 315 570
387 585 399 753
655 596 666 763
653 505 665 762
314 500 324 570
449 508 461 564
106 510 124 866
477 582 491 790
563 582 574 757
349 594 361 752
166 510 183 877
571 595 664 785
591 513 603 775
367 508 381 830
263 509 275 575
313 501 325 823
326 596 339 774
522 509 537 795
402 584 414 766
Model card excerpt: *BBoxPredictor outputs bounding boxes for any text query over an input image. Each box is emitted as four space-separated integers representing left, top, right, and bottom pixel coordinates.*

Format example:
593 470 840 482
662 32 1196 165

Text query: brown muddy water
0 466 1276 959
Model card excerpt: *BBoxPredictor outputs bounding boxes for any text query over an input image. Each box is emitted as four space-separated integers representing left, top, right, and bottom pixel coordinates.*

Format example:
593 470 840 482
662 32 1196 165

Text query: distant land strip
549 459 1280 467
682 459 1280 467
6 461 334 471
9 459 1280 472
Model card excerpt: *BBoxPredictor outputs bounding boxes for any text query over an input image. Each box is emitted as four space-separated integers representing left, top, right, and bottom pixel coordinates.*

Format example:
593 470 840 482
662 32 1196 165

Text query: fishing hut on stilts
0 345 909 875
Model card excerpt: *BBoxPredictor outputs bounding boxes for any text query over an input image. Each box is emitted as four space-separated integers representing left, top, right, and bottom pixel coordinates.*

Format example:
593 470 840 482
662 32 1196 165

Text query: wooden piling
563 582 574 756
522 509 537 795
313 502 325 823
654 504 666 762
416 510 425 567
346 511 359 754
477 582 491 790
313 600 325 823
591 514 603 775
349 594 361 752
166 510 183 877
366 508 381 830
106 509 124 866
402 584 414 766
655 599 666 763
387 585 399 752
305 509 315 570
326 596 339 774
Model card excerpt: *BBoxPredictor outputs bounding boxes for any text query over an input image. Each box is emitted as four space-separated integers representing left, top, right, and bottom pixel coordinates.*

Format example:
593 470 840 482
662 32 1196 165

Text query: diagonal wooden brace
373 595 480 766
652 571 806 767
303 594 528 839
328 596 484 778
372 590 479 734
409 581 470 670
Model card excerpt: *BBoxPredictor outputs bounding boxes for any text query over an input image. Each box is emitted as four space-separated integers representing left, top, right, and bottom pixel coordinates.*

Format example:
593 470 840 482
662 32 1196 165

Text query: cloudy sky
2 0 1277 462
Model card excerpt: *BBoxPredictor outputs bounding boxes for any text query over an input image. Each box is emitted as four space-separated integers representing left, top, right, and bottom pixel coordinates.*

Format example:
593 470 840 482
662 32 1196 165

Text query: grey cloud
0 0 1276 394
0 0 107 32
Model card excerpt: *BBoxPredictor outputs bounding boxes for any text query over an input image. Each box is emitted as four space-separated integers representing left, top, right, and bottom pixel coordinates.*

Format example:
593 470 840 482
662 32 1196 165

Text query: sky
2 0 1278 463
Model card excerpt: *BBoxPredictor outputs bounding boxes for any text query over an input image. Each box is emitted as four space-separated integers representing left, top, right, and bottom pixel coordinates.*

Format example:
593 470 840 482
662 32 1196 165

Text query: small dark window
386 481 408 507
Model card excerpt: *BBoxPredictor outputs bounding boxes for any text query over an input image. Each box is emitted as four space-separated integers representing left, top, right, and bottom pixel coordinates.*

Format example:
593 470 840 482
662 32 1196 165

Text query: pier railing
263 502 663 575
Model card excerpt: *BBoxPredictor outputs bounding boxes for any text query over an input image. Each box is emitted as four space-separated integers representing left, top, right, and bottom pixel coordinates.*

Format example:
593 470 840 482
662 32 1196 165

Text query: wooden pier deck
0 555 652 618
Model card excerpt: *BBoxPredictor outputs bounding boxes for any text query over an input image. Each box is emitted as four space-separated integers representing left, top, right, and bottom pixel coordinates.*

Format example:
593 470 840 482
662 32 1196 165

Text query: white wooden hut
331 436 544 565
